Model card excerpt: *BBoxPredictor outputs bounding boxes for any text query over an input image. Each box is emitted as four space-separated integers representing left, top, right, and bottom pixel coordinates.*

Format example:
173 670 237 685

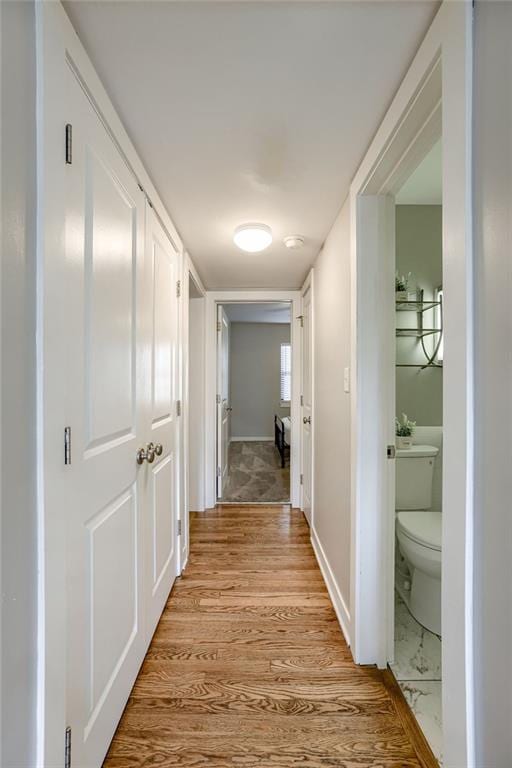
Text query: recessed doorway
216 302 292 504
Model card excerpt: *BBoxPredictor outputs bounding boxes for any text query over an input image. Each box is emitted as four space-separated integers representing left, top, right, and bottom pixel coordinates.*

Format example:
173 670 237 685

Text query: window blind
280 343 291 403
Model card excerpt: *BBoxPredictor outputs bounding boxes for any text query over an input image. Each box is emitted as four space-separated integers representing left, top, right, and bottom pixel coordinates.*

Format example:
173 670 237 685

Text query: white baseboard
230 436 274 442
311 525 351 647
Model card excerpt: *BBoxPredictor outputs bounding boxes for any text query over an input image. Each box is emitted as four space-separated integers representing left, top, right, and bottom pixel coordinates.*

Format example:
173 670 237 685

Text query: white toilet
395 445 441 635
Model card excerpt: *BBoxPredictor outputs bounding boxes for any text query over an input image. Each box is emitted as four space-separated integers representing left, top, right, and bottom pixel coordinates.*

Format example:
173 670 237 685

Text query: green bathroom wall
395 205 443 426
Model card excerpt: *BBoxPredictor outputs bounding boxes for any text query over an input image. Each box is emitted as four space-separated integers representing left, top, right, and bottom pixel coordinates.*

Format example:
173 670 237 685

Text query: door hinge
300 473 303 485
65 727 71 768
217 320 221 332
176 280 181 298
65 124 72 164
178 519 182 536
64 427 72 465
176 399 182 417
300 394 304 407
216 394 221 405
297 315 304 328
387 445 396 459
217 466 221 477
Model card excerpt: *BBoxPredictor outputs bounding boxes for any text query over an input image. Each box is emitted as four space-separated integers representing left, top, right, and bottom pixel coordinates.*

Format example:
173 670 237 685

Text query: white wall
0 1 38 764
311 199 352 640
230 322 290 439
473 3 512 764
189 297 205 511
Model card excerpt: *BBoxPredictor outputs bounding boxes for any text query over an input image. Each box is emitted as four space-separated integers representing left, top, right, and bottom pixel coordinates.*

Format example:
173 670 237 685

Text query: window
280 343 291 405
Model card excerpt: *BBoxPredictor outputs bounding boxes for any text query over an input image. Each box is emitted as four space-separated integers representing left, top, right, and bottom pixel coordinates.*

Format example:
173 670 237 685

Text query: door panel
301 283 313 525
145 209 180 633
84 149 136 449
88 488 137 718
65 69 146 768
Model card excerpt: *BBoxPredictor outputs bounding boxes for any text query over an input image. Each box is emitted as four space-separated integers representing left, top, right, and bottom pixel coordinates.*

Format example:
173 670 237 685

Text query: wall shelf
395 289 443 368
396 299 440 313
396 327 440 338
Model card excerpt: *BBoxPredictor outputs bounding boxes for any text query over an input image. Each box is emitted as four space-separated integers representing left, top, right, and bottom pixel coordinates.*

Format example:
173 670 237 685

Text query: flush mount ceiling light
233 223 272 253
283 234 305 250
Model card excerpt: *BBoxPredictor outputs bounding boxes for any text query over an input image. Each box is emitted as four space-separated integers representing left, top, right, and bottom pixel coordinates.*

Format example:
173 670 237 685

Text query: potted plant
395 272 415 302
395 413 416 449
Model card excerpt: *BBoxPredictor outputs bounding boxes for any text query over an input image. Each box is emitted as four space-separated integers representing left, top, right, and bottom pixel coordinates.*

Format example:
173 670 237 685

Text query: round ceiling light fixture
233 223 272 253
283 234 305 250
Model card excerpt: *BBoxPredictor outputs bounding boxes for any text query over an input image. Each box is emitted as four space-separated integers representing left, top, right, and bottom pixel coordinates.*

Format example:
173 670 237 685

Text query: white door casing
301 277 313 525
65 68 147 768
144 206 180 636
216 305 230 498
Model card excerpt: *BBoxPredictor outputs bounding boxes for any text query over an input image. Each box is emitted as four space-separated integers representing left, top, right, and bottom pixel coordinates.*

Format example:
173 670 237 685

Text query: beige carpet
221 441 290 503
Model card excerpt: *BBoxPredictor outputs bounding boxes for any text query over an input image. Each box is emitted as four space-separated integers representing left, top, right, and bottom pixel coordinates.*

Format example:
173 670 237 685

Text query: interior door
301 281 313 525
65 70 147 767
216 305 230 498
144 207 180 636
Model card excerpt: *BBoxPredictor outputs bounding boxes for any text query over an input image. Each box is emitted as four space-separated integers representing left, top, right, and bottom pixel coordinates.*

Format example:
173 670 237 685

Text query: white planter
397 435 413 449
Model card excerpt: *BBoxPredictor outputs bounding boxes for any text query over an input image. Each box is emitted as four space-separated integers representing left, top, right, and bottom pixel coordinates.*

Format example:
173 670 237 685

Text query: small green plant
395 271 412 293
395 413 416 437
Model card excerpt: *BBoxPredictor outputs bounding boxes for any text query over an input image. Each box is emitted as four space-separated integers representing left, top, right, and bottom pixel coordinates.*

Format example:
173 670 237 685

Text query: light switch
344 367 350 393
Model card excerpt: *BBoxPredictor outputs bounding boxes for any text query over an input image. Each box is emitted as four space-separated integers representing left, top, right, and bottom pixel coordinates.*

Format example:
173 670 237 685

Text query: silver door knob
154 443 163 456
226 406 233 412
136 447 155 465
303 416 311 424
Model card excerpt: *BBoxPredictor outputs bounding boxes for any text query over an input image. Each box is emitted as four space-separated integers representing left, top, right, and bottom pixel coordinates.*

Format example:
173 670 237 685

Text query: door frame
300 270 315 526
349 3 474 766
183 254 207 542
216 304 230 499
205 291 302 509
35 5 187 765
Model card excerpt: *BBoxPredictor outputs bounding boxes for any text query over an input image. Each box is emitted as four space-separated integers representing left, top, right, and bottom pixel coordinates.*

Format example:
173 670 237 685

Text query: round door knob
136 448 148 465
154 443 163 456
226 407 233 412
146 449 155 463
303 416 311 424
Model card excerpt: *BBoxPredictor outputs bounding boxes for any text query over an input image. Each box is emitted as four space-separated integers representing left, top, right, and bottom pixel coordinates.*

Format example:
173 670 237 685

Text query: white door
144 207 180 636
301 280 313 525
65 71 147 767
216 305 230 498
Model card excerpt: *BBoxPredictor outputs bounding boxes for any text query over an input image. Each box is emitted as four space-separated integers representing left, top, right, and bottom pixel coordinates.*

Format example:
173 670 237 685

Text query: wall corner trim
311 525 351 648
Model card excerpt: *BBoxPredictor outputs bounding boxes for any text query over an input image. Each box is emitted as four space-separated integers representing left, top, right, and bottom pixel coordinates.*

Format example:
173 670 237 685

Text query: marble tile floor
390 591 443 765
221 440 290 503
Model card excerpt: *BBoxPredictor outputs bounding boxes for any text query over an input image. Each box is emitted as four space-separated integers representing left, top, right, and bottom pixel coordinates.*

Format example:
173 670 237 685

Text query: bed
274 415 291 468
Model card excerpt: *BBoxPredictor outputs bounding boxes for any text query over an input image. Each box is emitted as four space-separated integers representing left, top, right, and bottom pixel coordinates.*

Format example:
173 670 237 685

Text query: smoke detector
283 235 305 250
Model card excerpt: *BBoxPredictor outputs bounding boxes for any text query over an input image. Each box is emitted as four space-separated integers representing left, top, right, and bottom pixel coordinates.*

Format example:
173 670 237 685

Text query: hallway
103 505 436 767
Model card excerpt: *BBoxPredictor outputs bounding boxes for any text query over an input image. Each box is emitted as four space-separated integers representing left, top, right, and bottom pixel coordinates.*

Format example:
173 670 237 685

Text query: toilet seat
396 510 442 551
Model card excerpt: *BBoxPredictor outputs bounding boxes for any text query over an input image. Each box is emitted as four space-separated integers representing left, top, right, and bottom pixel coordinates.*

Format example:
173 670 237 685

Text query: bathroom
391 141 443 763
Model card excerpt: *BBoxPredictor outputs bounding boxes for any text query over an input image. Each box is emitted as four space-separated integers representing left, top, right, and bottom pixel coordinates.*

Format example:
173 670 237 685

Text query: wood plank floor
104 505 437 767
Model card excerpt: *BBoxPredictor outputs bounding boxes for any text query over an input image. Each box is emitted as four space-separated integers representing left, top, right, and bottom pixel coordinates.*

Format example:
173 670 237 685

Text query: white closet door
144 207 180 636
65 70 147 767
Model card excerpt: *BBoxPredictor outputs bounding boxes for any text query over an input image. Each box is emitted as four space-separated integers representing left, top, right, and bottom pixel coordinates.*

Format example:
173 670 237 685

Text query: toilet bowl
396 509 442 635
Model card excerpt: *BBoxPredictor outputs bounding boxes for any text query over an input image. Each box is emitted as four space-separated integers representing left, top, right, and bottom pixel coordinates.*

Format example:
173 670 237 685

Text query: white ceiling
223 302 291 323
396 140 442 205
64 0 439 289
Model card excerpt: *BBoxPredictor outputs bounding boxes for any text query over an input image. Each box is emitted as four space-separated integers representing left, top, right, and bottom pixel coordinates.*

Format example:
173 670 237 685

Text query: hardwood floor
103 505 438 767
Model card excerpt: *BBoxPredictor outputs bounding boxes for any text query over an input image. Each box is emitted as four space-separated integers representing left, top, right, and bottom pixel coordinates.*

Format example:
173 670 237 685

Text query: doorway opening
216 302 292 504
390 139 443 764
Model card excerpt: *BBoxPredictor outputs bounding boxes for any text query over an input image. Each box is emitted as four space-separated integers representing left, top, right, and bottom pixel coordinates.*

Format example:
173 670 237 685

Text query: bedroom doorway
216 302 292 503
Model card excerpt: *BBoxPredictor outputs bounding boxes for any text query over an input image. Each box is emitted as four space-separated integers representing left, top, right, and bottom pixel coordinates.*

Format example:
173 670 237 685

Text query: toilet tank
396 445 439 510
